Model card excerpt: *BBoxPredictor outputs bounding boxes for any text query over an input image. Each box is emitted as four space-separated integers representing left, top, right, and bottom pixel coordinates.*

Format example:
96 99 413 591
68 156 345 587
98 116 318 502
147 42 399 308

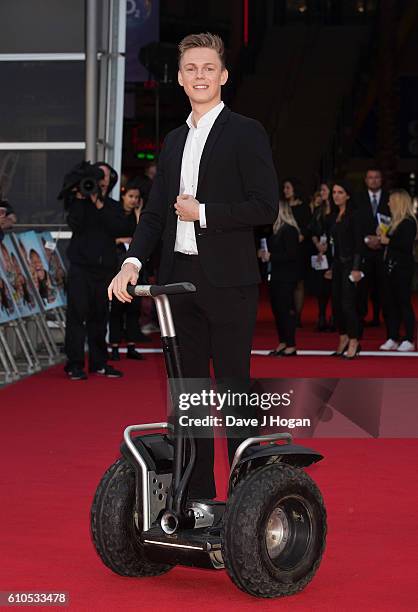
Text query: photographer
60 161 131 380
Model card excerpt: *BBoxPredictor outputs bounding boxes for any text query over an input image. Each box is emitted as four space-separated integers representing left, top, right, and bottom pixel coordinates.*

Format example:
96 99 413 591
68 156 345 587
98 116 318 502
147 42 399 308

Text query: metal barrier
0 230 66 386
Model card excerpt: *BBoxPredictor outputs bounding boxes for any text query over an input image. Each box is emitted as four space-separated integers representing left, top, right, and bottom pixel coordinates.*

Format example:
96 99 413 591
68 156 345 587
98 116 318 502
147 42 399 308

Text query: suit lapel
196 106 230 196
170 124 188 191
167 125 188 226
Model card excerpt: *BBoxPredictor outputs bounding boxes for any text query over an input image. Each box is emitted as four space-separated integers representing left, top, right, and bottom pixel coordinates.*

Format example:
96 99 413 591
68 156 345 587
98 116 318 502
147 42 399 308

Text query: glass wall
0 0 86 227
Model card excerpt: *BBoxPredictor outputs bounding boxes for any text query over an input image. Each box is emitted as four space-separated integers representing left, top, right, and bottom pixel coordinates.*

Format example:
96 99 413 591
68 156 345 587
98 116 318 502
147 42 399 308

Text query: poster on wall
125 0 160 82
37 232 67 306
13 231 65 310
0 235 40 317
0 258 19 324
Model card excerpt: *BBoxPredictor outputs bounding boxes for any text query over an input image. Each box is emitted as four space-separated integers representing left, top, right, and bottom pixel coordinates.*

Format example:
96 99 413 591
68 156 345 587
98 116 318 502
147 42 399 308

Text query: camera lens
79 176 99 197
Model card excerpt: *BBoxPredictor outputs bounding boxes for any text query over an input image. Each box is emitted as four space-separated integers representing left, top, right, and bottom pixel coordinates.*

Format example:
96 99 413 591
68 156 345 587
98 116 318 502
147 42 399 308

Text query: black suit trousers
109 295 142 344
361 252 385 322
383 265 415 342
168 254 258 498
269 279 297 346
65 264 111 371
332 261 363 339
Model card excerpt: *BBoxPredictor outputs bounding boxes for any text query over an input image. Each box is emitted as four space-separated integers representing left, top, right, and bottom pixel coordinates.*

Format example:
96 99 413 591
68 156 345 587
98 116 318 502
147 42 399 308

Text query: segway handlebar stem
127 283 196 339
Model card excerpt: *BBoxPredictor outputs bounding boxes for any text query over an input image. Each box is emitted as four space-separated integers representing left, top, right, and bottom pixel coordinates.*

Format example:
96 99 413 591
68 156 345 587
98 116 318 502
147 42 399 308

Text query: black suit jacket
126 106 279 286
354 189 390 259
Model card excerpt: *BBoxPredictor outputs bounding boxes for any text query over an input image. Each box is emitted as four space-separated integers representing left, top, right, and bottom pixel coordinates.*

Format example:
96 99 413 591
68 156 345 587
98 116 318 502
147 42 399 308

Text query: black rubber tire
90 458 173 577
222 463 326 598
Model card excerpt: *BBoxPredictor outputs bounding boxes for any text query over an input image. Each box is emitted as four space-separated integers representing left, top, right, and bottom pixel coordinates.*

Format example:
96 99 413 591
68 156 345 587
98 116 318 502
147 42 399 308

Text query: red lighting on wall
243 0 249 46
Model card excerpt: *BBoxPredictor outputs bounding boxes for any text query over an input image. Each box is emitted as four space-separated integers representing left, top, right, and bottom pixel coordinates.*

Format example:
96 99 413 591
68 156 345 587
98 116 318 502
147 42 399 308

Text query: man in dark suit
355 167 390 326
108 33 279 498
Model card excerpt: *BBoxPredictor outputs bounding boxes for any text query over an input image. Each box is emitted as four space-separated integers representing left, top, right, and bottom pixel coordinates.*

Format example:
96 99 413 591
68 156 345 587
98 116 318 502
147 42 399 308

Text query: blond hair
389 189 418 234
178 33 226 68
273 200 300 234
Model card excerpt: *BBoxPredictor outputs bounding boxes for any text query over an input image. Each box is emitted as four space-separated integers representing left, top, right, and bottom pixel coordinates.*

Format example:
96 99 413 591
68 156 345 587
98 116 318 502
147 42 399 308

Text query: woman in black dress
329 181 364 359
310 182 337 330
378 189 417 352
259 200 300 356
109 183 145 361
282 178 312 326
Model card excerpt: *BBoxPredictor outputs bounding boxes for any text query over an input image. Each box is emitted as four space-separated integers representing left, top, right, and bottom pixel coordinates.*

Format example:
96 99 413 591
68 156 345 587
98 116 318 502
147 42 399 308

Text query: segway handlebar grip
127 282 196 298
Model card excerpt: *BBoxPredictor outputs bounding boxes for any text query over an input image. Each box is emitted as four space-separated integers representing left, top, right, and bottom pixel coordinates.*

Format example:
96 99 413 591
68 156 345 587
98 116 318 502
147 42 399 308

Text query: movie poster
13 231 65 311
0 258 19 324
37 232 67 306
0 235 40 317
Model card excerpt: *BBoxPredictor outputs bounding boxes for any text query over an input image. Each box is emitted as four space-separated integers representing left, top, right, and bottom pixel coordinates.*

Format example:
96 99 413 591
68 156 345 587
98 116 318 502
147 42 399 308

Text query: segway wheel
91 458 173 577
222 463 326 598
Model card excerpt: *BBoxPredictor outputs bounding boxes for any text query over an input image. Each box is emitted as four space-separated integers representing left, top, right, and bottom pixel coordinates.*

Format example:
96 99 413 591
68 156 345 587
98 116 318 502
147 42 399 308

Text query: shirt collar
368 189 381 199
186 101 225 130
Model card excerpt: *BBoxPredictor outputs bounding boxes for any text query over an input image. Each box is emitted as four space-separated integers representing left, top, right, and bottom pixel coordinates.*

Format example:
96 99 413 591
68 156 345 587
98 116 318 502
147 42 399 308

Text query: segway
91 282 326 598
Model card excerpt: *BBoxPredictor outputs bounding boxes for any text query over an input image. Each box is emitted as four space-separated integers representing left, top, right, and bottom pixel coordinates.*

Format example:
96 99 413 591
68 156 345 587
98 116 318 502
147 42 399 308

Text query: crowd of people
259 168 418 358
2 160 417 378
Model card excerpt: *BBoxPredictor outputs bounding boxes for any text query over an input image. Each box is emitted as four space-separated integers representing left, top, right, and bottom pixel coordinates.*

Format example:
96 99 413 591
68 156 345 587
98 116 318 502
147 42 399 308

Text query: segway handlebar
127 282 196 298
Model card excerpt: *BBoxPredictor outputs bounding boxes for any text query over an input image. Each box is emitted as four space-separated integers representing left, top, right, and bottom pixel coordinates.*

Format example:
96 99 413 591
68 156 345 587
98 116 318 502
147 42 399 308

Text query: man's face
365 170 382 192
99 165 111 196
178 47 228 108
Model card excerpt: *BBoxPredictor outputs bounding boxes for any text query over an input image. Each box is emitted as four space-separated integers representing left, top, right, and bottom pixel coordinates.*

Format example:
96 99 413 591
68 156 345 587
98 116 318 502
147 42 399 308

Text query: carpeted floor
0 289 417 610
0 359 417 611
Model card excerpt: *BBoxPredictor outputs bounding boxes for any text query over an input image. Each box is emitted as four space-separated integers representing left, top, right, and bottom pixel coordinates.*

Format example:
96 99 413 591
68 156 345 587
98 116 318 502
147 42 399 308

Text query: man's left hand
174 194 199 221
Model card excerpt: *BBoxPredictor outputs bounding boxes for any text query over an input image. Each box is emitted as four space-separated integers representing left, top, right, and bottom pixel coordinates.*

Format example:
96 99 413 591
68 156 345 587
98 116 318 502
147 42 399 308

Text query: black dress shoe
281 350 297 357
66 367 87 380
268 348 286 356
330 343 349 357
91 365 123 377
109 347 120 361
127 346 145 360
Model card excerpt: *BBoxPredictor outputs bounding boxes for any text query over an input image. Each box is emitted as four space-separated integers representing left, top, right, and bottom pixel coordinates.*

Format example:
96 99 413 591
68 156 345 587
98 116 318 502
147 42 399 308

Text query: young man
108 33 279 497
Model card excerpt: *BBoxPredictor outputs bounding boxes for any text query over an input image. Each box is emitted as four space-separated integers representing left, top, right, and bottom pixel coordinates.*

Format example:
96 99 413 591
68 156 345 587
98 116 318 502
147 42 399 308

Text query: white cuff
199 203 207 228
123 257 142 272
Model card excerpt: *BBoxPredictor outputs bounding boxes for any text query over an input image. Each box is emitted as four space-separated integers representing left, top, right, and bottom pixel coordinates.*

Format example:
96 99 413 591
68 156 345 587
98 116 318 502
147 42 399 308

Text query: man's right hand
108 263 139 303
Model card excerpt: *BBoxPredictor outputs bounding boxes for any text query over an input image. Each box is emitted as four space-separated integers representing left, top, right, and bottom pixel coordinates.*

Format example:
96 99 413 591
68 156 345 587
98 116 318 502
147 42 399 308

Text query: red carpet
141 287 418 376
0 359 417 611
254 286 418 376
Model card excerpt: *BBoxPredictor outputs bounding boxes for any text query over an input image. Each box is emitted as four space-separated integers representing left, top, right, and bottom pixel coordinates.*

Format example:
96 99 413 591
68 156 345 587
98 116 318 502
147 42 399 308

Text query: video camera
58 161 104 202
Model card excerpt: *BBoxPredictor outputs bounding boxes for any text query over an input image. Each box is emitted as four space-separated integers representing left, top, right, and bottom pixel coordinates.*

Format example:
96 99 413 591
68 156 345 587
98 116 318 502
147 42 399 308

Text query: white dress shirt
124 101 225 272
